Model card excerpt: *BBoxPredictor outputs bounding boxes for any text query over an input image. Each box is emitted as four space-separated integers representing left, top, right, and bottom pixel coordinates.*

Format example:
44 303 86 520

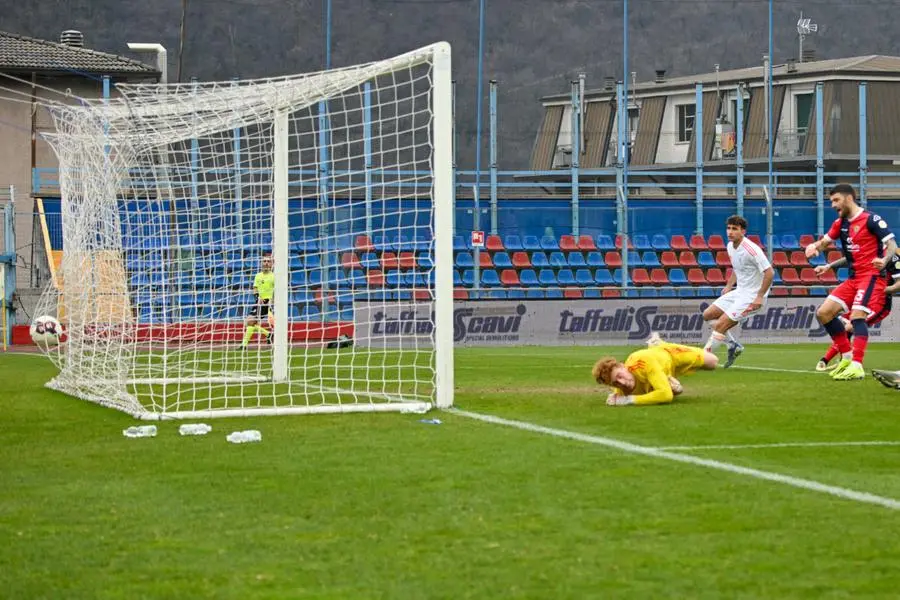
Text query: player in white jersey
701 215 775 367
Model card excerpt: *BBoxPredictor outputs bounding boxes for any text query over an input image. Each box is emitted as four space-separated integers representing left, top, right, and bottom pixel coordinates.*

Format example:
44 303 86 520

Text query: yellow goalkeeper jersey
613 343 706 405
253 271 275 301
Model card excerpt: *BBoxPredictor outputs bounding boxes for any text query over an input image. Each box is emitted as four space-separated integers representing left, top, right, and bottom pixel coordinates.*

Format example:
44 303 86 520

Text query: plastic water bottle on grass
226 430 262 444
179 423 212 436
123 425 157 438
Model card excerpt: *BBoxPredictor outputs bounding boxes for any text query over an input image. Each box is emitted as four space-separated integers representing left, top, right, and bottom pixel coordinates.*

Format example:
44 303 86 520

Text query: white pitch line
730 365 822 374
658 440 900 451
448 408 900 511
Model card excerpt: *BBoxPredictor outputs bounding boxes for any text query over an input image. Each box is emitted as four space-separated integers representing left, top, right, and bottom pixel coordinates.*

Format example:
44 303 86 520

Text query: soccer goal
38 42 454 419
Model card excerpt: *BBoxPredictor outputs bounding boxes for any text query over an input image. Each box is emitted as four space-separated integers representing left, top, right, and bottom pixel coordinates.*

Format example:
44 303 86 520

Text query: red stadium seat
670 235 690 251
341 252 361 270
577 235 597 251
478 252 493 268
650 268 669 285
679 251 698 267
367 270 385 287
799 234 816 248
826 250 842 264
772 251 791 268
632 268 651 286
615 234 634 250
689 234 708 250
725 268 733 281
559 235 579 252
500 269 520 286
602 289 621 298
381 252 399 270
781 268 801 284
747 234 765 249
564 288 583 299
770 287 789 296
486 235 504 251
790 251 810 267
705 268 726 284
315 289 336 305
414 290 432 301
453 288 469 300
707 234 726 250
715 251 731 267
398 251 417 269
800 268 819 284
790 287 810 296
687 268 707 284
511 252 531 268
355 235 375 252
660 251 679 268
818 269 838 284
605 251 623 267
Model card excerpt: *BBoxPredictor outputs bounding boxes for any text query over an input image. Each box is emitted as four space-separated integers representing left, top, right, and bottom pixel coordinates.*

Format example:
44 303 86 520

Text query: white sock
705 331 726 352
842 352 853 361
725 331 739 346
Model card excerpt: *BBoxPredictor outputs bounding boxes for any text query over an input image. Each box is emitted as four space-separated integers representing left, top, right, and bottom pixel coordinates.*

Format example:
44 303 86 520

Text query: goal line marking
657 440 900 450
448 408 900 511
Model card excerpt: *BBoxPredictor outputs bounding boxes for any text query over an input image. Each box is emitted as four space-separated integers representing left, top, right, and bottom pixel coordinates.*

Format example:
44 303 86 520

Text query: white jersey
727 237 771 294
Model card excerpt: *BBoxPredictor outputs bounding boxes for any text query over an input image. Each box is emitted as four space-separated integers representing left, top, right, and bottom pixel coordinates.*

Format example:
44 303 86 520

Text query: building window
677 104 695 143
729 96 750 131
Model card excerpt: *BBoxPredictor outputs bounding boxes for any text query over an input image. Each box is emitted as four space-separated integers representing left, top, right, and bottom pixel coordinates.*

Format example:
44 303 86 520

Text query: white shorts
712 290 766 323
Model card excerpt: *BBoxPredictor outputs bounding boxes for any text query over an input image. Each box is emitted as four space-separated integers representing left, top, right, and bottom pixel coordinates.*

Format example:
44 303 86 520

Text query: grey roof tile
0 30 158 76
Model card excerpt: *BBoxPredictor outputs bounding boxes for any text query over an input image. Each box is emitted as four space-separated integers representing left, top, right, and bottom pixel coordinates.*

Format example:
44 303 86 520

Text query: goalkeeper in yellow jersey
592 333 719 406
241 253 275 349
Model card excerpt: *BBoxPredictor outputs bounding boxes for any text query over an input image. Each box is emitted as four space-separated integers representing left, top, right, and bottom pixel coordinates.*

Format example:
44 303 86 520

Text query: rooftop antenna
797 12 818 63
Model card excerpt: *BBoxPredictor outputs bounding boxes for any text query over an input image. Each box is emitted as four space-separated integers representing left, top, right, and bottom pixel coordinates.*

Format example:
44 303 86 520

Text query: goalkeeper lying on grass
592 333 719 406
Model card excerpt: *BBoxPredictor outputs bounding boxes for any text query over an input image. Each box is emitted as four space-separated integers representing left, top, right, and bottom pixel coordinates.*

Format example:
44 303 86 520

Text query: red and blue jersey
826 210 895 278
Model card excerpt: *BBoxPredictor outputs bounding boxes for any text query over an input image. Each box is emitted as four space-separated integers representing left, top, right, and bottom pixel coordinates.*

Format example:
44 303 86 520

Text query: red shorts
829 274 887 316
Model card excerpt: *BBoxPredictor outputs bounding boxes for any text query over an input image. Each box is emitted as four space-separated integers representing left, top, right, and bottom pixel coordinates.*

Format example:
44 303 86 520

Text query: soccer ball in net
30 315 62 347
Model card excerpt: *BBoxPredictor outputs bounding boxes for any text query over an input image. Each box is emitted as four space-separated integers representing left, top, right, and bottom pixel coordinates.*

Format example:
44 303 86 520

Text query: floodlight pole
126 43 168 84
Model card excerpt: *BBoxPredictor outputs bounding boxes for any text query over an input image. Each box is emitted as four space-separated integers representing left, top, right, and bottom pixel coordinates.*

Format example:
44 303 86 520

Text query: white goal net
37 42 454 419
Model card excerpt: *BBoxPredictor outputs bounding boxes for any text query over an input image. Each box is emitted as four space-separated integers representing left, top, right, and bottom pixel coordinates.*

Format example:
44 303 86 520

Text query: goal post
38 42 455 419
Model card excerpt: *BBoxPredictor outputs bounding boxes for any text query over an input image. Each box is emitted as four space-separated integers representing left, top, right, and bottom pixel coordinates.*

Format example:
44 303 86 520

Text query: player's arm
631 366 675 405
869 214 896 270
815 255 846 277
721 270 737 294
806 221 840 258
252 273 262 304
875 238 898 270
886 279 900 295
753 267 774 305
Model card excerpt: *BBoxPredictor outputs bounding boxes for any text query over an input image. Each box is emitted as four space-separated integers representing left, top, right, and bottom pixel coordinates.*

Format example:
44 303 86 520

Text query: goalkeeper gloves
606 393 635 406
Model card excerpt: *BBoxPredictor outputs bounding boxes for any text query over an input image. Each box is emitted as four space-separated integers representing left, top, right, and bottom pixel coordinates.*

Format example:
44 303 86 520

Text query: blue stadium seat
557 269 576 286
677 287 695 297
540 236 560 251
453 270 463 286
531 252 550 268
525 289 545 299
627 251 642 267
549 252 567 268
640 288 659 298
340 308 355 322
595 269 614 285
461 269 476 286
289 255 303 270
545 289 564 299
583 289 602 298
575 269 594 286
291 290 312 305
837 268 849 280
385 270 403 287
612 268 624 285
456 252 474 268
453 235 466 251
808 253 825 266
668 269 688 285
651 234 671 251
641 251 660 267
567 252 586 267
770 236 782 249
307 270 322 287
361 252 380 270
373 235 391 252
417 253 434 269
504 234 524 251
781 234 800 250
392 235 415 252
696 287 716 298
523 235 542 251
586 251 605 267
487 290 507 299
596 234 615 251
482 270 501 287
772 270 783 284
658 288 677 298
538 269 558 286
300 305 321 321
302 254 321 268
404 272 427 287
633 235 651 251
506 289 526 299
697 251 716 267
519 269 539 287
810 286 828 297
493 252 513 268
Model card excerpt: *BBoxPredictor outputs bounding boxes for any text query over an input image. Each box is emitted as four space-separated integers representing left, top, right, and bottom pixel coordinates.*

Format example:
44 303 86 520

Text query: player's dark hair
829 183 856 199
726 215 748 230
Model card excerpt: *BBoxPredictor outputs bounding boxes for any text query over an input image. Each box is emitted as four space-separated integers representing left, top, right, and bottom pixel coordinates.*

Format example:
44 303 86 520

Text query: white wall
654 91 696 164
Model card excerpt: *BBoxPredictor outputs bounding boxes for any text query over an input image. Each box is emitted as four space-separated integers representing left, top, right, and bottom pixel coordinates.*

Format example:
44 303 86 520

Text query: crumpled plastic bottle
123 425 157 438
226 430 262 444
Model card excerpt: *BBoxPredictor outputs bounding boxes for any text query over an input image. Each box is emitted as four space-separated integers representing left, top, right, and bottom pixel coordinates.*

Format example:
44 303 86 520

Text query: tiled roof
0 30 159 76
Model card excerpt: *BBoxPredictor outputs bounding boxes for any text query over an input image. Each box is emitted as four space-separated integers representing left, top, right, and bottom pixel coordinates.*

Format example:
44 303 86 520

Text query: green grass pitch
2 343 900 598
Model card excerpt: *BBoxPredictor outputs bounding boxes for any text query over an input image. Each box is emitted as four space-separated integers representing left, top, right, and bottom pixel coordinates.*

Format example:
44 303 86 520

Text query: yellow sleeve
252 272 261 292
631 361 674 405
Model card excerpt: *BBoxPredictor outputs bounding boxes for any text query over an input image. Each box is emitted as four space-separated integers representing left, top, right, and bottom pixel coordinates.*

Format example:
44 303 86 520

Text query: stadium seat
531 252 550 268
493 252 513 268
689 234 708 250
586 251 605 267
633 235 651 251
668 268 688 285
540 235 560 251
799 234 816 248
671 235 689 251
800 268 819 284
596 234 615 251
640 288 659 298
559 235 578 252
836 268 849 280
612 269 624 285
615 234 634 250
705 268 726 285
791 287 809 296
627 251 643 267
478 252 494 268
404 272 427 287
385 270 404 287
707 234 726 250
381 252 400 270
772 251 791 268
453 288 469 300
452 235 466 251
361 252 380 270
461 270 476 286
455 252 474 268
525 289 545 299
781 268 801 284
567 252 586 267
677 287 695 297
577 235 597 251
687 268 707 285
818 269 838 284
602 289 621 298
715 251 731 267
545 289 564 299
747 234 765 248
604 251 623 267
538 269 558 286
564 288 583 299
696 287 716 298
595 269 614 285
511 252 532 268
482 270 501 287
810 286 828 297
631 268 651 286
826 250 842 264
679 251 698 267
770 287 789 297
519 269 539 287
354 235 375 252
770 236 782 250
808 253 825 266
486 235 504 251
650 268 669 285
780 234 800 250
506 289 526 299
575 269 594 286
583 289 601 298
397 252 417 269
417 253 434 269
660 251 679 268
367 270 385 287
504 234 524 251
658 288 677 298
790 251 810 267
697 251 715 267
771 270 781 285
557 269 576 286
549 252 567 268
341 252 361 270
641 251 660 267
500 269 520 286
523 235 542 251
651 234 671 251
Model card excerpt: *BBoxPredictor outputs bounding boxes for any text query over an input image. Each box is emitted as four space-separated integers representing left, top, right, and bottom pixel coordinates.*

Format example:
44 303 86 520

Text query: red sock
831 330 852 354
852 334 869 363
823 344 840 362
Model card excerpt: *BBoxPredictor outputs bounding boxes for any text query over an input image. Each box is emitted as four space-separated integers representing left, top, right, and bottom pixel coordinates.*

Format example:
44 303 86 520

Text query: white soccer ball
30 315 62 347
